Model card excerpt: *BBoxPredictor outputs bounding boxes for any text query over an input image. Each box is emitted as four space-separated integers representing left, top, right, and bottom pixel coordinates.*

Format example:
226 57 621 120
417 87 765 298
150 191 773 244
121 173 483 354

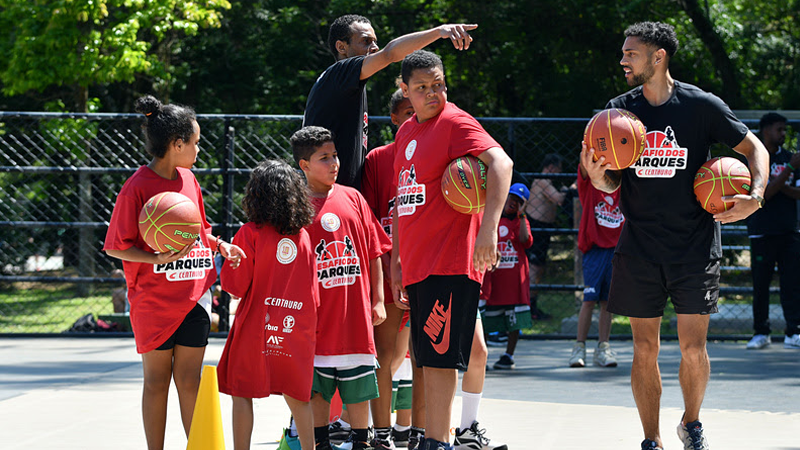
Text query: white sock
289 416 298 437
393 423 411 432
460 391 482 431
336 417 351 429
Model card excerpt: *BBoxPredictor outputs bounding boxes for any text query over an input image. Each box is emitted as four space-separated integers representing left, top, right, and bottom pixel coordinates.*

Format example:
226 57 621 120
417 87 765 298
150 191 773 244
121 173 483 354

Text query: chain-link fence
0 112 796 338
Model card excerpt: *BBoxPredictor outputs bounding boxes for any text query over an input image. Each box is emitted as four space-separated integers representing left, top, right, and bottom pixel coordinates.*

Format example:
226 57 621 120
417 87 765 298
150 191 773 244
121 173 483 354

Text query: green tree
0 0 231 112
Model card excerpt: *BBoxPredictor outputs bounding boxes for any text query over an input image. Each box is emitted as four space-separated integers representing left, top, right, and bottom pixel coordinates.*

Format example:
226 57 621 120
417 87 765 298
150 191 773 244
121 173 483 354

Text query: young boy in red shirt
291 126 392 450
390 50 513 450
481 183 534 370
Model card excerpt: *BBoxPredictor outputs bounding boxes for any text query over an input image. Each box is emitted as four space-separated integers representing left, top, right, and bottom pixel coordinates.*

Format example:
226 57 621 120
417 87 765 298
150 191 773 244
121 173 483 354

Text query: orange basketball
441 155 487 214
138 192 203 253
584 108 647 170
693 157 752 214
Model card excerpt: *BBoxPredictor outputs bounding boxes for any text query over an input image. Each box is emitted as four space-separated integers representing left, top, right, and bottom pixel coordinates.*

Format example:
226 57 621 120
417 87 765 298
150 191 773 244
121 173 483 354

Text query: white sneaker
569 342 586 367
453 421 507 450
593 341 618 367
784 334 800 349
746 334 770 349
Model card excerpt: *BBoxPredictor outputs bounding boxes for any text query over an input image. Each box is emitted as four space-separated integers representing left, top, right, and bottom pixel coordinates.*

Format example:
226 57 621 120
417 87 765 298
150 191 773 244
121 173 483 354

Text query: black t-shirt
303 56 369 189
606 81 749 263
747 148 800 236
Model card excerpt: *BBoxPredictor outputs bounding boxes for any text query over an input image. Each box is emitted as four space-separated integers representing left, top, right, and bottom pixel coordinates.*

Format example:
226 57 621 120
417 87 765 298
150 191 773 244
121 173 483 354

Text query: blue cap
509 183 530 201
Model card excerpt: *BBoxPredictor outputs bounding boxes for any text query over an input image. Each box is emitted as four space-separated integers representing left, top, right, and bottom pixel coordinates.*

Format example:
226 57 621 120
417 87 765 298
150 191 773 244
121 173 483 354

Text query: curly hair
328 14 371 59
290 126 334 164
401 50 444 84
624 22 679 58
134 95 197 159
242 159 315 235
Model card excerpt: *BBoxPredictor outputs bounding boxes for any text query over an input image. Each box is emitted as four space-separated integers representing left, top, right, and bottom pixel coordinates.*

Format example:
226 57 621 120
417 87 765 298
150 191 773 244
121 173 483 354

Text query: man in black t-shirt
746 112 800 351
580 22 769 450
303 15 477 190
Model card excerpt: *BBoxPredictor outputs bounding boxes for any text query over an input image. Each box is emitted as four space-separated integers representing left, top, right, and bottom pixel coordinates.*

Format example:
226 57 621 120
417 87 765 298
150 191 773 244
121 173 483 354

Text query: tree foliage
0 0 798 116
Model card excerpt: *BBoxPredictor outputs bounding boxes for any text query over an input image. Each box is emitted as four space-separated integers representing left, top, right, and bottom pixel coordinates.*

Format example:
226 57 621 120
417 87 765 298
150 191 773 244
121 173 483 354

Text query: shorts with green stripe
312 365 379 404
481 304 532 333
391 378 412 411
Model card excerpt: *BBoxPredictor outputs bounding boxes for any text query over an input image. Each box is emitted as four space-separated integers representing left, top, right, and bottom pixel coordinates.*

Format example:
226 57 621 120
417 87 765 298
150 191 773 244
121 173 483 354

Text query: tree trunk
674 0 742 107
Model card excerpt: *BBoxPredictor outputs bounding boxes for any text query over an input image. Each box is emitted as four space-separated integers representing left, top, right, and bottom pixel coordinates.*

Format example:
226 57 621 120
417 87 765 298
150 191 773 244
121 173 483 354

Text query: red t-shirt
393 102 501 287
577 168 625 254
362 142 397 304
483 215 533 306
308 185 392 356
103 166 215 353
217 223 319 401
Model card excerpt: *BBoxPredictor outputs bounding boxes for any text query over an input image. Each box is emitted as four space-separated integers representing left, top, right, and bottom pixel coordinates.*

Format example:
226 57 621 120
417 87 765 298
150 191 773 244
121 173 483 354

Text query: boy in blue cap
480 183 534 369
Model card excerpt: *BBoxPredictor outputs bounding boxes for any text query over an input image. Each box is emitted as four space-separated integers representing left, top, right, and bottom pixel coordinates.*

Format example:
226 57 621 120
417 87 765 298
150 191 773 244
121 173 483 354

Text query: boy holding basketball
390 50 513 450
580 22 768 450
291 126 392 450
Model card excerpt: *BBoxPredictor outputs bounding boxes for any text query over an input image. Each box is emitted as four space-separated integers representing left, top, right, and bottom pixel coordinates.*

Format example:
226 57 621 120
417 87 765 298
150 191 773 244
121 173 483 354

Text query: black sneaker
492 354 515 370
329 421 352 445
391 427 410 448
641 439 663 450
420 438 452 450
530 307 551 320
677 420 710 450
372 428 395 450
407 428 424 450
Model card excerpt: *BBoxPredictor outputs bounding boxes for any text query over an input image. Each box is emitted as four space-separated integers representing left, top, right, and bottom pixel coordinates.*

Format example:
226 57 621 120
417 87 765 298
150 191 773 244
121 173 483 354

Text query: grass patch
0 283 116 333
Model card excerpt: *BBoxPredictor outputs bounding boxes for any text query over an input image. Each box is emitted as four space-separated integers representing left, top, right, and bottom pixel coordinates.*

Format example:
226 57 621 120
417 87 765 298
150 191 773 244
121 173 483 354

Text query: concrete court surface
1 336 798 450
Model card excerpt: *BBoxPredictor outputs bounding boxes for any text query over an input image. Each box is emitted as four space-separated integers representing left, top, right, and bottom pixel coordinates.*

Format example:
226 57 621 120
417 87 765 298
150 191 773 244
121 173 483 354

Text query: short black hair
290 126 334 164
328 14 371 59
401 50 444 84
624 22 679 58
541 153 563 170
760 112 787 130
389 89 407 115
242 159 315 235
134 95 196 159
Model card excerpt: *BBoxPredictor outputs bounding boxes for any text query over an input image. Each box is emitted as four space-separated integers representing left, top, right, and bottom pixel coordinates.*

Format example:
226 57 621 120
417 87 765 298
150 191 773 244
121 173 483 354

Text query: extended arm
361 24 477 80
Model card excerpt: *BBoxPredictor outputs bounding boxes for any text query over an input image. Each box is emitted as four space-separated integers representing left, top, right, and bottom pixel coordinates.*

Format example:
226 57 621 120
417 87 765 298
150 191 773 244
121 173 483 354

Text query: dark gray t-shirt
606 81 748 263
747 148 800 236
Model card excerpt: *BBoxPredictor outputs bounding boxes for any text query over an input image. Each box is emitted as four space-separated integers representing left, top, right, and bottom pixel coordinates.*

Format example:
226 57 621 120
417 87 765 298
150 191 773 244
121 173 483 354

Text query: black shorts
525 217 553 267
407 275 480 370
156 303 210 350
607 253 720 318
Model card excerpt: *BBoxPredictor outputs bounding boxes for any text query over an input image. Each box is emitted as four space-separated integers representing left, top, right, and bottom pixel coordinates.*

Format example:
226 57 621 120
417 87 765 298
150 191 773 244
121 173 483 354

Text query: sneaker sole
492 364 514 370
569 361 585 367
594 360 618 367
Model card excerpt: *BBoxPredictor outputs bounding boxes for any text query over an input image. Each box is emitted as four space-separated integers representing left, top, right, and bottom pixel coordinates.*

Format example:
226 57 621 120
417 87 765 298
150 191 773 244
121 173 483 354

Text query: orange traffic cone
186 365 225 450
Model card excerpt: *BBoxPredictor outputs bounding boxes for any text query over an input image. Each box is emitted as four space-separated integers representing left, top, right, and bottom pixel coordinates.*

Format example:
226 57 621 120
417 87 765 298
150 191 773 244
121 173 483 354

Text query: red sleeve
521 218 533 249
358 192 391 260
104 191 141 252
300 229 322 309
361 150 380 219
447 113 502 160
220 224 255 300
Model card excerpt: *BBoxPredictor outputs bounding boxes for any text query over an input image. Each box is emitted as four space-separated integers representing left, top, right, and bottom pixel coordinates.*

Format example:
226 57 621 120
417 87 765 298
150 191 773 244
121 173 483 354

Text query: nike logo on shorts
423 294 452 354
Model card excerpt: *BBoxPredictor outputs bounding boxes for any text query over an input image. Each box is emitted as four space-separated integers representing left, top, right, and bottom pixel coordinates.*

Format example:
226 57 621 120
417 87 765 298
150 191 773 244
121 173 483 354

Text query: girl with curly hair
217 159 320 450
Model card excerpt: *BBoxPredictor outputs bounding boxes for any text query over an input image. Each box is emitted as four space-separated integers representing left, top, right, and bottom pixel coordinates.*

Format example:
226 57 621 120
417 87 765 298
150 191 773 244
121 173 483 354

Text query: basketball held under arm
714 131 770 223
473 147 513 272
360 24 478 80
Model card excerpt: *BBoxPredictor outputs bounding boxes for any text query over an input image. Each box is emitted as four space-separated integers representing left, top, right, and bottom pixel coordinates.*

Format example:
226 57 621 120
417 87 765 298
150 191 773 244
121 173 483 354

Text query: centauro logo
315 235 361 289
631 126 688 178
154 244 213 281
397 165 425 217
594 196 624 229
497 239 518 269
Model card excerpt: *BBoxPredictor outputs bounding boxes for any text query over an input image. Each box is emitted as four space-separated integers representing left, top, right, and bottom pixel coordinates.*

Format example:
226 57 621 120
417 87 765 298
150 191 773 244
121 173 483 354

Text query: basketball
584 108 647 170
441 155 487 214
693 157 752 214
138 192 203 253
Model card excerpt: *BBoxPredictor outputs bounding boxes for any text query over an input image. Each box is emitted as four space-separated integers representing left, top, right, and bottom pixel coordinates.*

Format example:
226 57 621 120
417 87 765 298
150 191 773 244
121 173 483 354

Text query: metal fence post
218 122 235 332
